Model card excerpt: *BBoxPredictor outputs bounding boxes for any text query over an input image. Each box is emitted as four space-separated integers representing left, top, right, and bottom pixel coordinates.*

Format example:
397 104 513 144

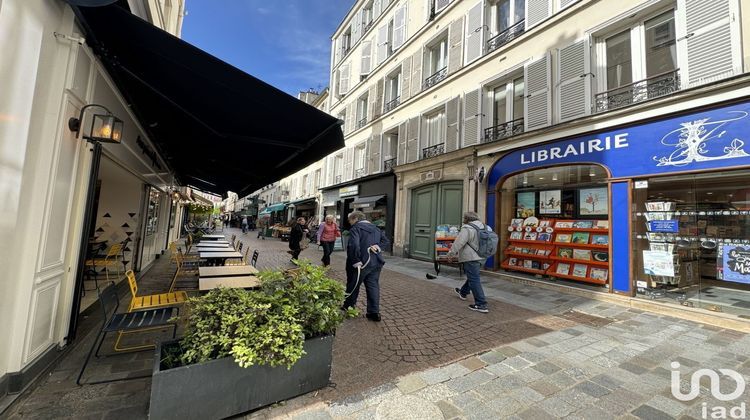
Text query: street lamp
68 104 123 144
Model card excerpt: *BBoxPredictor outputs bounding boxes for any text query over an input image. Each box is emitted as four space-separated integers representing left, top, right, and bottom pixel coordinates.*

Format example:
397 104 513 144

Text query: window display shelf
505 251 550 259
549 271 607 285
554 228 610 233
508 239 554 245
549 256 609 267
501 262 548 275
552 242 609 250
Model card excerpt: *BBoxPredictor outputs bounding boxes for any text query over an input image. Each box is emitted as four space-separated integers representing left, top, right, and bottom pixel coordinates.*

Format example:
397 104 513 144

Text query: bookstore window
498 165 610 288
632 170 750 317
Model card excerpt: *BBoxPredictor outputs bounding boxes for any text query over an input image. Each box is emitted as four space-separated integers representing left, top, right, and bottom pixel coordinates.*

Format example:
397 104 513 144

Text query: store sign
648 220 679 233
634 180 649 189
722 245 750 284
339 185 359 198
488 102 750 186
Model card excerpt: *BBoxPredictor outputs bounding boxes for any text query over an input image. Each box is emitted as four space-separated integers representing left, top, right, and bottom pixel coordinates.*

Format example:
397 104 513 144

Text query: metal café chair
251 250 259 267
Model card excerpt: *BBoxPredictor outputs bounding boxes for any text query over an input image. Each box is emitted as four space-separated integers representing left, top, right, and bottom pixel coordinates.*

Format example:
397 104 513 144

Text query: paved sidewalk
6 228 750 419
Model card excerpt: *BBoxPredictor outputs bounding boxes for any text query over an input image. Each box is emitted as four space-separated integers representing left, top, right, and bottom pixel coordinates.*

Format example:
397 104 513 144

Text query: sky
181 0 352 96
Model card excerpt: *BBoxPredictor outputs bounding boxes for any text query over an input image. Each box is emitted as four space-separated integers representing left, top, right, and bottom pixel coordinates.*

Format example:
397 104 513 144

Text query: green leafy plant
174 260 353 370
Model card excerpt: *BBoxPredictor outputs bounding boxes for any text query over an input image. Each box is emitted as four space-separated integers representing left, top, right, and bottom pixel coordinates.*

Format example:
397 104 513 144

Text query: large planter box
149 334 333 420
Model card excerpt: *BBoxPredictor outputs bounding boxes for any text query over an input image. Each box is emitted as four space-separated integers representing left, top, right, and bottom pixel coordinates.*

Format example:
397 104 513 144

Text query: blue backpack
467 222 499 259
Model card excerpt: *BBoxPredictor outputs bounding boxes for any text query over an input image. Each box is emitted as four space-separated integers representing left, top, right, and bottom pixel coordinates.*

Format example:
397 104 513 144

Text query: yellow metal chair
84 243 123 288
225 247 250 266
169 251 200 292
126 270 187 312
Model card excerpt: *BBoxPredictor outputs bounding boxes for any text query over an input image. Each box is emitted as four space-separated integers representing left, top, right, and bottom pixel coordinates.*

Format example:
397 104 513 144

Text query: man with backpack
448 211 498 313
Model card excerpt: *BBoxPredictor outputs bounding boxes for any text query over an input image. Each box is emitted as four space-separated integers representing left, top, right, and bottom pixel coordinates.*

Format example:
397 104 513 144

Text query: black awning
290 198 316 206
71 4 344 196
351 195 385 208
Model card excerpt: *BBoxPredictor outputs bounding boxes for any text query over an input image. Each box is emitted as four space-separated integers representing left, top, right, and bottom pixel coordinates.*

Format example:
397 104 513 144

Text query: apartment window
334 153 344 183
362 1 374 33
338 111 346 132
387 19 395 57
487 0 526 53
357 94 369 129
423 35 448 89
301 174 309 196
431 0 452 18
341 28 352 56
354 143 367 176
422 109 446 158
384 69 402 113
314 169 321 189
485 75 524 143
382 131 398 171
596 9 679 112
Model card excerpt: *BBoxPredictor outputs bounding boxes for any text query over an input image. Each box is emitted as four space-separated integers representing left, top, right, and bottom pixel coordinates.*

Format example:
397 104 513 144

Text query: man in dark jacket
288 217 308 261
342 211 390 322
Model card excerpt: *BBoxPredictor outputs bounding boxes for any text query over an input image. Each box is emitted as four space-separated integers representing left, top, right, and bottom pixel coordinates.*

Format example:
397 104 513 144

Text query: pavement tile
374 394 442 419
290 409 334 420
459 356 487 371
531 361 562 375
435 399 463 419
574 381 610 398
644 395 689 418
396 373 428 394
631 404 675 420
478 350 507 365
445 370 495 393
486 395 525 417
509 386 545 405
528 380 562 397
413 383 457 403
516 406 559 420
538 395 578 417
503 356 533 370
484 361 517 377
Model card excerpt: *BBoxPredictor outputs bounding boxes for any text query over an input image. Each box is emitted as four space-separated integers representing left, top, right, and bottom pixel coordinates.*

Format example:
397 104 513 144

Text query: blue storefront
486 99 750 316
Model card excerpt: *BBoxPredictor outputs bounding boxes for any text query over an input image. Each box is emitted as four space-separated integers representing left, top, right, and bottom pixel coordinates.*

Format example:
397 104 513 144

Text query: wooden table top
201 235 226 240
196 243 231 248
199 251 242 259
197 241 229 246
199 265 259 277
199 275 260 291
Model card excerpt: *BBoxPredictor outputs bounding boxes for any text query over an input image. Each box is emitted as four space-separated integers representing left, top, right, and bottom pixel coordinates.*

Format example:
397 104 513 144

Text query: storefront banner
722 245 750 284
488 101 750 185
648 220 679 233
642 250 676 277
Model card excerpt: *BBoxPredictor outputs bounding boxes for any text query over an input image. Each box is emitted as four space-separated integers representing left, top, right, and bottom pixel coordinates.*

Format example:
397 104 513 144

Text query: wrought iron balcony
357 117 368 129
423 67 448 90
595 69 680 113
483 118 524 143
384 158 397 172
355 168 366 178
384 96 400 113
334 175 342 184
362 20 374 34
486 20 525 55
422 143 445 159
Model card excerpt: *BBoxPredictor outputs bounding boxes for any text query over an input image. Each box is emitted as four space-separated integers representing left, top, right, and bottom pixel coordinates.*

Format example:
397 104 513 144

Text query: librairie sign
488 102 750 185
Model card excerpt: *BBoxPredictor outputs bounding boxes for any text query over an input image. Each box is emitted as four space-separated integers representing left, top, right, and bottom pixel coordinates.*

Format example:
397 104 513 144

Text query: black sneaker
469 304 489 313
454 288 467 301
366 313 381 322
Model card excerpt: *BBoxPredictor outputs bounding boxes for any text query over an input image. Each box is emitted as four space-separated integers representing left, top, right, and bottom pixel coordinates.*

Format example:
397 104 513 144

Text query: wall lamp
68 104 123 144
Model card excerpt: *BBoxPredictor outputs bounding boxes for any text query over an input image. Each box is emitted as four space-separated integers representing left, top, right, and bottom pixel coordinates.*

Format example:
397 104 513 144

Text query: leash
344 246 380 298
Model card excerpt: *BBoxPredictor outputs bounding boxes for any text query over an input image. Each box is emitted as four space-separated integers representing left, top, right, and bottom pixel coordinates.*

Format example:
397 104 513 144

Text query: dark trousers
320 241 335 266
343 265 382 315
290 244 301 260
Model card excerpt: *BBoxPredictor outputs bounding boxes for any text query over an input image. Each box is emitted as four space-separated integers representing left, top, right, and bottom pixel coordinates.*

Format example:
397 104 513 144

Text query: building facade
322 0 750 322
0 0 186 403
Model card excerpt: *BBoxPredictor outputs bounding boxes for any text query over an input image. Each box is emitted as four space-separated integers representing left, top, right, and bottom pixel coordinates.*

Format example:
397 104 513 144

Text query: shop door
410 185 437 260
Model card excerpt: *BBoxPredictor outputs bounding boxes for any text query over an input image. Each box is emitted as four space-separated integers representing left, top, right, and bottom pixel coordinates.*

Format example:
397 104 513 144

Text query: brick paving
5 227 750 419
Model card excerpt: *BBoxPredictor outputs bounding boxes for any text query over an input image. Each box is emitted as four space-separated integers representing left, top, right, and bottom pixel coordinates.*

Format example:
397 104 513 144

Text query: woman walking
288 217 309 262
316 215 340 267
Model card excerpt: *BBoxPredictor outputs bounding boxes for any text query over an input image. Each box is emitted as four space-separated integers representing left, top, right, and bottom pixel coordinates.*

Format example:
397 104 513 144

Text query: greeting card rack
547 220 610 285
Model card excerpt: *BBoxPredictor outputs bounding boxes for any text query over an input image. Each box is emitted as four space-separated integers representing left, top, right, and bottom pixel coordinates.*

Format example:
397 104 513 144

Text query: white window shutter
448 17 464 74
373 0 382 19
352 14 362 44
368 84 378 121
392 5 408 50
410 49 423 97
339 63 350 95
445 96 461 152
526 0 551 30
374 78 384 119
524 54 552 131
343 148 354 181
377 24 389 65
677 0 740 88
419 115 428 151
436 0 451 12
558 0 578 10
464 2 484 65
401 57 412 102
462 89 481 146
334 39 341 64
361 40 372 75
325 156 335 186
407 117 420 163
346 102 356 133
556 38 591 123
397 122 408 165
369 135 382 173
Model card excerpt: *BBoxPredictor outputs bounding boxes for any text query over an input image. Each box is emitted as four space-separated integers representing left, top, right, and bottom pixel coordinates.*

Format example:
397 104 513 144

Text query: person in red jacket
316 215 340 267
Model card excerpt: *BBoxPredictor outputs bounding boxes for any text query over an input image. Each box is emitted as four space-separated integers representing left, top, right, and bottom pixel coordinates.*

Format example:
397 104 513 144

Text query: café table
201 234 226 240
199 265 259 278
196 241 229 247
199 251 242 266
199 275 260 291
196 244 231 250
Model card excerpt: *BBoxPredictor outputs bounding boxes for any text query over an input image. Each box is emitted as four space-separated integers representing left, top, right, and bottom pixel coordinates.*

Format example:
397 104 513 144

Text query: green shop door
409 182 463 261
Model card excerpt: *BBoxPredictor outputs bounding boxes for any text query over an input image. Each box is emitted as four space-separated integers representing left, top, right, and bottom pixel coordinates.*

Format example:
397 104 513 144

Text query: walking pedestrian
448 212 494 313
342 211 390 322
257 218 266 240
316 215 340 267
241 216 249 234
288 217 309 261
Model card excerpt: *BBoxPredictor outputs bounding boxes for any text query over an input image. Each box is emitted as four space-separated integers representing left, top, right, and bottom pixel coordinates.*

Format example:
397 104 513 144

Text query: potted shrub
149 261 354 420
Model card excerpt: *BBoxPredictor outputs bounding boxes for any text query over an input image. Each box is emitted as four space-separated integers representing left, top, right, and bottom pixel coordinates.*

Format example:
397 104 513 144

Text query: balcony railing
383 96 400 113
362 20 374 34
357 117 368 129
334 175 342 184
384 158 397 172
423 67 448 90
355 168 366 178
486 20 525 55
595 69 680 113
422 143 445 159
483 118 524 143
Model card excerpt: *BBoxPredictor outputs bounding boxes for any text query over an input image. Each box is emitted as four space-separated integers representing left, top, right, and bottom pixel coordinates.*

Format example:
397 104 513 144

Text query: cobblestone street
6 228 750 419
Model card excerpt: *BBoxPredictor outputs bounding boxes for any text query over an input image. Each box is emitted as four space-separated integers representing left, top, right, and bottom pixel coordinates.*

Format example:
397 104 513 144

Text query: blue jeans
343 264 381 314
460 261 487 307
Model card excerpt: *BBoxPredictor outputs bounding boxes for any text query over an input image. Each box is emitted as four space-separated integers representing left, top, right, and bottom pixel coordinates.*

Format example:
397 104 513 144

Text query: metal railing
486 20 525 55
383 96 400 113
355 168 365 178
422 143 445 159
362 20 374 34
595 69 680 113
423 67 448 90
357 117 368 129
334 175 342 184
483 118 524 143
384 158 397 172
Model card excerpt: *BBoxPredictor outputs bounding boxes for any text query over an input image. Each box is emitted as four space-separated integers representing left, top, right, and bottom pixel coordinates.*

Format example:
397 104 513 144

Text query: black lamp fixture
68 104 123 144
